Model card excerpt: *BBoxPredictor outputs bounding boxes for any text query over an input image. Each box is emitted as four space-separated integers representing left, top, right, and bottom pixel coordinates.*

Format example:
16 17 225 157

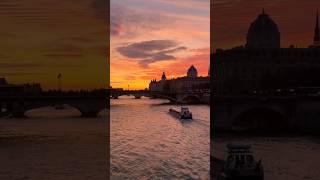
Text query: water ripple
111 96 210 179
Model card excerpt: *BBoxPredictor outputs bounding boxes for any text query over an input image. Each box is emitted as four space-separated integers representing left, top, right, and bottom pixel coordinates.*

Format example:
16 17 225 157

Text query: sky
213 0 320 49
0 0 108 90
110 0 210 90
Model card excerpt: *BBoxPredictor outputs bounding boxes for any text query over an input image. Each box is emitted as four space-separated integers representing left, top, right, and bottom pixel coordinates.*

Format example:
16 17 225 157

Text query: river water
2 96 317 180
0 107 108 180
212 134 320 180
111 96 210 179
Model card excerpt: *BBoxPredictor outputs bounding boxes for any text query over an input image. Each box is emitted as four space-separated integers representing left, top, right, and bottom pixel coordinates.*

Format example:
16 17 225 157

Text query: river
1 97 318 180
0 106 108 180
212 133 320 180
111 96 210 179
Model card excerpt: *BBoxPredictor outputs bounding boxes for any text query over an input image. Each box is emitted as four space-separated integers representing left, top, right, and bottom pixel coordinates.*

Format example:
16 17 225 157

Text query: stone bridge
110 89 210 104
212 95 320 133
155 91 210 104
0 95 107 118
110 89 150 99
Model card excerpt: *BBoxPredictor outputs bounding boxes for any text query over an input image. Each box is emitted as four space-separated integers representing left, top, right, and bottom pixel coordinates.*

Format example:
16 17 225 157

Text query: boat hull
225 176 263 180
225 167 264 180
169 109 192 120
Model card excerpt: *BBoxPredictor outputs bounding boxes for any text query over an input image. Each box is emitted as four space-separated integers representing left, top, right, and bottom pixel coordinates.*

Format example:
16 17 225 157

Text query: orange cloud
110 0 209 89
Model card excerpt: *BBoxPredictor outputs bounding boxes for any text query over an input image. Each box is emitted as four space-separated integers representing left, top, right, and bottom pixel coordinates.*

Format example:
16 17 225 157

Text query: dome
187 65 198 78
246 9 280 49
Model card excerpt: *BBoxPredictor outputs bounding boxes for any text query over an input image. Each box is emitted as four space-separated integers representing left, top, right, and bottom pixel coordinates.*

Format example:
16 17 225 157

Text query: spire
316 9 319 33
314 9 320 45
161 72 166 81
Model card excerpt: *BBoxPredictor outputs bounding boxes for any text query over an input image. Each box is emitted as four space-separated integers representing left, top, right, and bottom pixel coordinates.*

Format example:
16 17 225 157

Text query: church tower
161 72 166 81
314 10 320 46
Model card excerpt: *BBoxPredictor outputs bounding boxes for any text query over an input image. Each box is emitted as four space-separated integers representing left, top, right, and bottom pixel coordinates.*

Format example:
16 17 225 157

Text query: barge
224 144 264 180
169 107 193 120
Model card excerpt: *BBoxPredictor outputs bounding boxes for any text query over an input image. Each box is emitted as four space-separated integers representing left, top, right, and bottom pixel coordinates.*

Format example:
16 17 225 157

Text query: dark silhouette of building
187 65 198 78
0 77 42 95
161 72 167 81
246 9 280 49
313 10 320 47
213 10 320 95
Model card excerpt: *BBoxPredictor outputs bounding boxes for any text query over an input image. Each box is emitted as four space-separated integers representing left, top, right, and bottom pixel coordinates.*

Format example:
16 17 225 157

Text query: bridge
212 95 320 133
110 89 150 99
154 90 210 104
110 89 210 104
0 95 107 118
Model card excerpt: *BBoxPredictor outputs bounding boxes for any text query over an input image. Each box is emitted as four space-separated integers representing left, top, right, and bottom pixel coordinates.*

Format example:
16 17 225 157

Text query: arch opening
182 95 201 104
233 108 287 132
26 105 81 118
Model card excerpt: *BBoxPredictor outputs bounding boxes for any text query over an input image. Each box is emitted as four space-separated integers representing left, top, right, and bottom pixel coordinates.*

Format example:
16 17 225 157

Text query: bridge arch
232 107 288 132
0 101 48 118
25 105 82 118
180 95 201 104
0 98 107 118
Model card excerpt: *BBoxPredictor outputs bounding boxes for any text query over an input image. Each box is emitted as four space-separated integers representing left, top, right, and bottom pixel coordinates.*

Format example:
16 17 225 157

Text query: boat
224 144 264 180
169 107 193 120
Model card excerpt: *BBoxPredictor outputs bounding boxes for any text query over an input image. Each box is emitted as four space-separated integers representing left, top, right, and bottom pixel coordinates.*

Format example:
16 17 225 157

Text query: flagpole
57 73 62 92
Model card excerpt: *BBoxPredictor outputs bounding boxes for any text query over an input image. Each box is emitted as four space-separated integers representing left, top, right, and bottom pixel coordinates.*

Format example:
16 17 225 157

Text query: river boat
224 144 264 180
169 107 193 120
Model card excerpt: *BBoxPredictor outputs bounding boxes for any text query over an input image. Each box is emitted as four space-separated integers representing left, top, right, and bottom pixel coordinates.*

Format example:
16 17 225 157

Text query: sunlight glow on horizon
110 0 210 90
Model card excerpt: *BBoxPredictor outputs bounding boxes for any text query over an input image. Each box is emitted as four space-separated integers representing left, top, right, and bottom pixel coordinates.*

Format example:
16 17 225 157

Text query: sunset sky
3 0 319 90
213 0 320 49
110 0 210 90
0 0 108 90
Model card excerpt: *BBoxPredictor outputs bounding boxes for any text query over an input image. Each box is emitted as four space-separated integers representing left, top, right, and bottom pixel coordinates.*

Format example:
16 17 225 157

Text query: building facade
213 10 320 95
149 66 210 93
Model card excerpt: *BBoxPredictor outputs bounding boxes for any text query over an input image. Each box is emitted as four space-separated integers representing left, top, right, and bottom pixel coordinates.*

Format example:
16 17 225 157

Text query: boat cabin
226 144 256 168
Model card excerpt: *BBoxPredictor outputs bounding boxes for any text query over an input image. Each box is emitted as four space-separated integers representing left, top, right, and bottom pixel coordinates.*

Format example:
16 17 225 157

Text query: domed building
246 9 280 49
213 10 320 95
187 65 198 78
149 66 210 93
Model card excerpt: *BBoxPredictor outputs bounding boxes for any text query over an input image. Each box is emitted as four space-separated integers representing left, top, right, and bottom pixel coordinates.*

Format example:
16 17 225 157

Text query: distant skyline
110 0 210 89
0 0 108 90
213 0 320 49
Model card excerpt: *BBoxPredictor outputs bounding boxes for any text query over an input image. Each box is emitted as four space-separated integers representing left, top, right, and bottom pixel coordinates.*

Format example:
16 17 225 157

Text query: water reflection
111 96 210 179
